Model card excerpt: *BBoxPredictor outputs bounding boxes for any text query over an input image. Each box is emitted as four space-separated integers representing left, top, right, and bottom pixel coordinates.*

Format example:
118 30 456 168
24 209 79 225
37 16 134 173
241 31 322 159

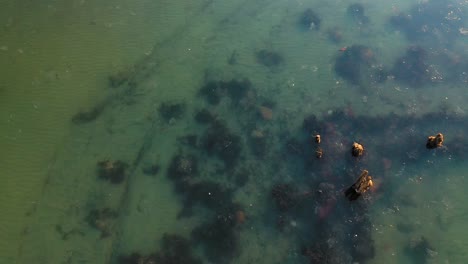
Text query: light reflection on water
0 0 467 263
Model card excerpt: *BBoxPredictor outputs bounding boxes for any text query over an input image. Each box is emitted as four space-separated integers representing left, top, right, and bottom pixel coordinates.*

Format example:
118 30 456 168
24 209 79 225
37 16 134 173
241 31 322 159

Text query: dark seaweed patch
177 134 198 148
191 207 241 263
97 160 128 184
194 108 217 124
199 81 222 105
142 164 160 176
223 79 252 104
299 8 321 30
334 45 375 85
392 46 431 86
347 3 369 25
167 154 199 192
327 27 344 43
229 168 249 187
71 103 106 125
271 183 299 212
109 67 136 88
184 181 234 212
86 208 118 238
158 102 186 122
389 0 464 46
119 234 202 264
404 236 435 264
201 121 242 169
256 50 284 67
199 79 254 105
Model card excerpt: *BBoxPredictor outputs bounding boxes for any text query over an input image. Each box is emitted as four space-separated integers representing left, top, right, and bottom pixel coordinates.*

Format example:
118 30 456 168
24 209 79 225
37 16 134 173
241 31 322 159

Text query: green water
1 0 467 263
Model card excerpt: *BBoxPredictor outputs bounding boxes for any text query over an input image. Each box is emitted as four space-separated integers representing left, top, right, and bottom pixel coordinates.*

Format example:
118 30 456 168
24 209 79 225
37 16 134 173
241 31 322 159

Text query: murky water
1 0 467 263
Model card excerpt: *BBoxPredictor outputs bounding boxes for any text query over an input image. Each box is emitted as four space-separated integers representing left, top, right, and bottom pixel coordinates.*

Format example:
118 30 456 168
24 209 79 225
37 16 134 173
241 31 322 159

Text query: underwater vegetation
405 236 436 264
167 153 199 192
249 129 269 157
71 102 106 125
299 8 321 31
271 183 299 212
347 3 369 25
166 157 243 263
86 208 118 238
158 101 186 123
198 78 254 105
97 160 128 184
194 108 217 124
200 120 242 169
191 204 242 263
389 0 465 46
107 45 467 263
255 49 284 68
199 81 222 105
426 133 444 149
109 67 137 88
119 234 202 264
326 27 343 43
182 180 235 215
228 167 250 187
392 46 432 87
334 45 375 85
142 163 160 176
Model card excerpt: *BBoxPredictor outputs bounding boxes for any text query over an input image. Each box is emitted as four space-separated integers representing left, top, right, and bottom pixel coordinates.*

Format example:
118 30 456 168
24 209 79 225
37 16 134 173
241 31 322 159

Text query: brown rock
426 133 444 149
314 134 321 144
344 170 374 201
351 142 364 157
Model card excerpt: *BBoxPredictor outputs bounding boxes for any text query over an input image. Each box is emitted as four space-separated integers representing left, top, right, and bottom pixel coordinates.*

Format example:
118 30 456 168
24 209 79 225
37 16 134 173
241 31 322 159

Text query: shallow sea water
0 0 467 263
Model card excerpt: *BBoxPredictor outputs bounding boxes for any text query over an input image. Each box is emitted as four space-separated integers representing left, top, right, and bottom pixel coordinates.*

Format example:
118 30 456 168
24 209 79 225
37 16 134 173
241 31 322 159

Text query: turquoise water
1 0 467 263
